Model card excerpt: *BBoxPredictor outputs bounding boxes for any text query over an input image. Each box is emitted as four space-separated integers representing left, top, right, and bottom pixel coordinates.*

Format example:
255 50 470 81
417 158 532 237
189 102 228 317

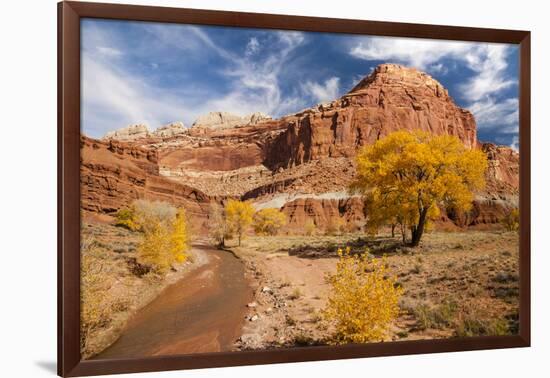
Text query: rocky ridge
192 111 272 130
83 64 519 231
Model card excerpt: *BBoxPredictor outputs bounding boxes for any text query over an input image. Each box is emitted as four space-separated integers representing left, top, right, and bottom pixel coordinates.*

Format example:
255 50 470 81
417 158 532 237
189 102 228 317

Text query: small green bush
455 317 509 337
413 300 458 330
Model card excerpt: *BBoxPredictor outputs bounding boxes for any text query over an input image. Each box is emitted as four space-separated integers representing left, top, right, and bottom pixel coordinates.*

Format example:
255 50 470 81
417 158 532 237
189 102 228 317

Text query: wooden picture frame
58 1 531 376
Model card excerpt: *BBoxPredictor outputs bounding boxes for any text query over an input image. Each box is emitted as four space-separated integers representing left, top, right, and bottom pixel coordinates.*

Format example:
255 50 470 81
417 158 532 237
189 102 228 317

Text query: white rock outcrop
192 111 271 130
102 124 150 141
152 121 187 138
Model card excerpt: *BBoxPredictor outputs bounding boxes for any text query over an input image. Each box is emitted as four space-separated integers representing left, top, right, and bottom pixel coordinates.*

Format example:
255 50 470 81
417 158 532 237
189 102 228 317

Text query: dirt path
95 244 252 359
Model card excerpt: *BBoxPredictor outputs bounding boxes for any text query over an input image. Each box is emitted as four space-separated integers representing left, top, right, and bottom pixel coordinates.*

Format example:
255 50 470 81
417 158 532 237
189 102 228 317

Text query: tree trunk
410 208 428 247
238 233 241 246
391 224 396 238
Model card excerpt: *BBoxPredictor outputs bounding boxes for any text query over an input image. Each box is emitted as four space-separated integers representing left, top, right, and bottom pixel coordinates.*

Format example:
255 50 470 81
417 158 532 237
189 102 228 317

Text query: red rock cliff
266 64 477 169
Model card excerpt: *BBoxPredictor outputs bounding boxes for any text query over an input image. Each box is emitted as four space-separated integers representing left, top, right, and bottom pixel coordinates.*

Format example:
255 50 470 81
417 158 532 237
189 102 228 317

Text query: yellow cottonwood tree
138 219 172 274
253 208 287 236
225 199 255 246
352 131 487 246
134 201 191 274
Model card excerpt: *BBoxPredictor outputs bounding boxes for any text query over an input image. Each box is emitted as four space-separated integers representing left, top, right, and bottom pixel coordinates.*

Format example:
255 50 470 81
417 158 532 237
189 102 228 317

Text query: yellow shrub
138 219 172 274
80 248 114 354
501 208 519 231
324 247 403 344
253 208 287 236
115 207 139 231
170 208 190 263
136 204 191 274
304 219 316 236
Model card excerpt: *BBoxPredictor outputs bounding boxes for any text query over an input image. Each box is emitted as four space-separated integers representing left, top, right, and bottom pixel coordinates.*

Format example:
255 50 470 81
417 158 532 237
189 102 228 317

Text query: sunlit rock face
83 64 518 231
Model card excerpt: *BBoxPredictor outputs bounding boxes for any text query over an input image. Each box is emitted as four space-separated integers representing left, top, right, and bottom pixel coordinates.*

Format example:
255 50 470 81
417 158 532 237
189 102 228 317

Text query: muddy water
95 245 252 359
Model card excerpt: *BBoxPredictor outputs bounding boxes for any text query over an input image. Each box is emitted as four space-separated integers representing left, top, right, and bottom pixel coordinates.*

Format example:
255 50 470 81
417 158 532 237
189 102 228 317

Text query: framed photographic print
58 1 530 376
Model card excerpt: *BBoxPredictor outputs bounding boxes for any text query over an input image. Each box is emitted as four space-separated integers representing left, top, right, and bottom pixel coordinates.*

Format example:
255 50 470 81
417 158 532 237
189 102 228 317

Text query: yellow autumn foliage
114 207 140 231
134 200 191 274
208 203 232 248
352 131 487 246
253 208 287 236
324 247 403 344
80 250 111 351
501 208 520 231
138 219 173 273
304 219 317 236
170 208 190 263
225 199 255 246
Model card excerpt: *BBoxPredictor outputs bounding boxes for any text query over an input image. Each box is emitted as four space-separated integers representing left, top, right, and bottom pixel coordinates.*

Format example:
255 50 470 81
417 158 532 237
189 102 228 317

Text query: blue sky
81 19 519 149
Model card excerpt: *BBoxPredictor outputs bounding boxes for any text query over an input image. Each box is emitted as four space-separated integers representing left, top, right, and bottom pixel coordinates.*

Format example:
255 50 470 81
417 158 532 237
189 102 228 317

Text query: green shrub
455 317 509 337
412 300 458 330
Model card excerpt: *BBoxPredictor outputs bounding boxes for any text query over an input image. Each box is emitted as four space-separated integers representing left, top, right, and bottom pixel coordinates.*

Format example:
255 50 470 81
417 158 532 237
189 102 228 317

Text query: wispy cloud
194 30 307 118
302 77 341 103
350 37 472 69
82 22 307 137
458 45 516 102
81 21 519 147
468 97 518 133
81 55 186 137
245 37 260 57
96 46 123 57
349 36 519 140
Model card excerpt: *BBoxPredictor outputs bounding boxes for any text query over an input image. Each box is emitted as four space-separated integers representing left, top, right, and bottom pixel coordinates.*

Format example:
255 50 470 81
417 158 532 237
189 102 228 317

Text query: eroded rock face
482 142 519 195
80 136 215 228
152 122 187 138
103 124 151 141
266 64 477 169
281 197 365 231
82 64 519 231
191 111 272 130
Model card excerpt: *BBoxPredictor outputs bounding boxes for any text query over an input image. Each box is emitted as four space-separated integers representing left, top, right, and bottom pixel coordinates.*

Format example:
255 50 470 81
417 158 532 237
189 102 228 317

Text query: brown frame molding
58 1 531 376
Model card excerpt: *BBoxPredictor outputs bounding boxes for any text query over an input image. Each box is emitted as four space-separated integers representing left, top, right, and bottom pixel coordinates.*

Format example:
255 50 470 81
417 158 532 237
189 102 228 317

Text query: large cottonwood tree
352 131 487 246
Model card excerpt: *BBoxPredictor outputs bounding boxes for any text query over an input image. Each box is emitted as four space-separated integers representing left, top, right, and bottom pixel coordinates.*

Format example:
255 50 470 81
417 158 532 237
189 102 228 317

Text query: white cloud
302 77 341 103
96 46 122 57
81 24 307 137
350 37 473 69
350 37 515 101
429 63 448 75
468 97 518 131
81 55 186 136
350 37 519 139
458 45 516 102
245 37 260 57
197 30 307 118
510 135 519 151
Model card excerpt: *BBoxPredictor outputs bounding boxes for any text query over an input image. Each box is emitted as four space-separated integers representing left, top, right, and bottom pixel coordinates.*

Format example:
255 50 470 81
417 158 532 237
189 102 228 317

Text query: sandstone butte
81 63 519 232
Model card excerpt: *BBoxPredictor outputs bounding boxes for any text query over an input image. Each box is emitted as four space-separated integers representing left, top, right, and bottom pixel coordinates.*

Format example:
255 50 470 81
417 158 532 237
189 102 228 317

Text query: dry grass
230 230 519 348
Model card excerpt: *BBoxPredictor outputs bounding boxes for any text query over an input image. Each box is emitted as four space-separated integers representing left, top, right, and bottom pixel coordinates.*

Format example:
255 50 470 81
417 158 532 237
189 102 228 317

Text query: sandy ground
82 219 519 354
229 231 520 349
